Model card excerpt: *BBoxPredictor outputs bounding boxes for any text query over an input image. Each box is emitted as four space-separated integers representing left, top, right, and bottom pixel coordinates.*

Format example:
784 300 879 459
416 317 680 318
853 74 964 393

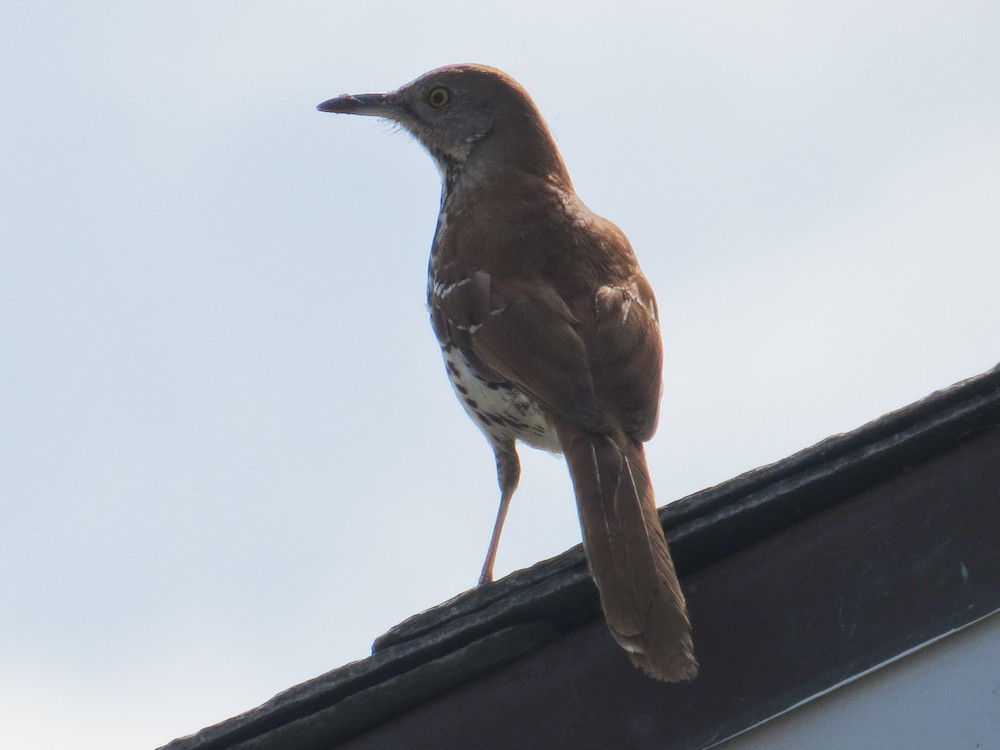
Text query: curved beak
316 92 397 118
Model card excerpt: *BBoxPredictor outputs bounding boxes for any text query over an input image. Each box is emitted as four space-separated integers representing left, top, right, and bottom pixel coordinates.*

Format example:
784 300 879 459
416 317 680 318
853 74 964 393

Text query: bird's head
318 64 569 188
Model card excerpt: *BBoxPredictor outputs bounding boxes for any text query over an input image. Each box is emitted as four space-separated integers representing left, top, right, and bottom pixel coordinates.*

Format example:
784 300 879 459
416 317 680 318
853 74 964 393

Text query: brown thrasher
318 64 696 681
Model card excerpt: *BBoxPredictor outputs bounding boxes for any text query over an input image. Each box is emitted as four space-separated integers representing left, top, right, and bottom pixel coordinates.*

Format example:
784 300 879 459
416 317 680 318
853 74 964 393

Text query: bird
317 64 696 681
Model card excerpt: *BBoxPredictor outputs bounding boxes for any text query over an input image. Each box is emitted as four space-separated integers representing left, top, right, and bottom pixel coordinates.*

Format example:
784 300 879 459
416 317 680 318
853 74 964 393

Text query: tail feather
559 423 696 681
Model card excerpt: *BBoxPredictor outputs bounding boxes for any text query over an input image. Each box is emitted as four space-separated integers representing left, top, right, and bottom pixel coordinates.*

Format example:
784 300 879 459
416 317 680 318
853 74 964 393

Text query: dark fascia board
160 364 1000 750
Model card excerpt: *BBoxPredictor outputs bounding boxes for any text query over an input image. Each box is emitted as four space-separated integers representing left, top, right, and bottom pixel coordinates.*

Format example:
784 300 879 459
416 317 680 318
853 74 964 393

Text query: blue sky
2 2 999 748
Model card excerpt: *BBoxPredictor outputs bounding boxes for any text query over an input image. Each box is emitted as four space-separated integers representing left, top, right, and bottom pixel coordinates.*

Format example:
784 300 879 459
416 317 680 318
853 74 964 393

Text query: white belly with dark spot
442 348 562 453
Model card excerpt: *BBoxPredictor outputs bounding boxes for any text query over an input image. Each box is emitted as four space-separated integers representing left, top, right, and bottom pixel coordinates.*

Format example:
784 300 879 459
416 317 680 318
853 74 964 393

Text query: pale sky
2 3 999 748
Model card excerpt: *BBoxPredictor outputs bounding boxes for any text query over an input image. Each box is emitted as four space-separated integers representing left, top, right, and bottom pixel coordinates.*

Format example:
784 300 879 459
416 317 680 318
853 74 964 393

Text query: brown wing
590 271 663 441
430 264 610 433
431 235 661 442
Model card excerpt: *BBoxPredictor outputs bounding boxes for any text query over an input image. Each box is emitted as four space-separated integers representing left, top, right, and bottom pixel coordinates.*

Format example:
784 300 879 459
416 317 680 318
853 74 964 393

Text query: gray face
391 71 497 163
318 67 498 168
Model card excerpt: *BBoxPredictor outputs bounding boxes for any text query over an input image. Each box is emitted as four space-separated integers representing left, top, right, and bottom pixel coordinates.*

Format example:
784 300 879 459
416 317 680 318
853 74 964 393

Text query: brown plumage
318 64 696 681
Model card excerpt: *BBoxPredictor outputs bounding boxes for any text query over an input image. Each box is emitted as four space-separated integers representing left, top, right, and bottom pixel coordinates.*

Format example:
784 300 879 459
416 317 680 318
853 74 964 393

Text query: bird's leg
479 443 520 585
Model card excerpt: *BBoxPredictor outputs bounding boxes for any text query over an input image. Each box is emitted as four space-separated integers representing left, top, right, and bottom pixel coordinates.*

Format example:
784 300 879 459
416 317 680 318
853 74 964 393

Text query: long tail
558 423 696 681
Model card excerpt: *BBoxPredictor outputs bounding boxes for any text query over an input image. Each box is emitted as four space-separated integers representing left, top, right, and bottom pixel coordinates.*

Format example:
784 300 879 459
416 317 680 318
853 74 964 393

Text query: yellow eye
427 86 451 108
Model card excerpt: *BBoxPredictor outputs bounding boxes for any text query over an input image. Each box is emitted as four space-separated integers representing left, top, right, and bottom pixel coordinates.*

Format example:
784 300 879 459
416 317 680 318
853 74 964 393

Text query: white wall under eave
718 611 1000 750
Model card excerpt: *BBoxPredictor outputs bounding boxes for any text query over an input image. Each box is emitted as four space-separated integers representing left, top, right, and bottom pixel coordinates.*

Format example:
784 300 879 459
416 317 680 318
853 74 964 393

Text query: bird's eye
427 86 451 108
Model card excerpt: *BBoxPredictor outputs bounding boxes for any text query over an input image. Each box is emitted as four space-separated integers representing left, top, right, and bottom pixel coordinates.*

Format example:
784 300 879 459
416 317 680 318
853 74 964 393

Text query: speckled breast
439 343 562 454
